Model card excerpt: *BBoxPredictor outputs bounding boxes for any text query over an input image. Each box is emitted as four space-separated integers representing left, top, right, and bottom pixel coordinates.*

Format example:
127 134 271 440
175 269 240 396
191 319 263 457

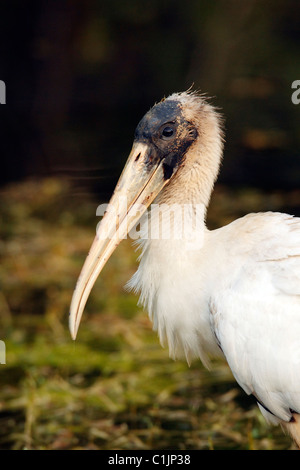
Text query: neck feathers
159 92 224 212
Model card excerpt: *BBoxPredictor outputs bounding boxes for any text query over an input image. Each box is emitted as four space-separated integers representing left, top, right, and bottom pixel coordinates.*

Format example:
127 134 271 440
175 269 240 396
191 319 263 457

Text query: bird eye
162 126 174 138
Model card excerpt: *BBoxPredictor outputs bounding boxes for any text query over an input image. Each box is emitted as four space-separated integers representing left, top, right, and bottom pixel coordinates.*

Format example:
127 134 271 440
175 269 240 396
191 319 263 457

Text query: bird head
69 91 223 339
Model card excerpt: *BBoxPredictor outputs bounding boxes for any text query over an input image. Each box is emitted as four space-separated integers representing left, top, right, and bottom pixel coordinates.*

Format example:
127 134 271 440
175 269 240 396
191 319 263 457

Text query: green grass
0 178 298 449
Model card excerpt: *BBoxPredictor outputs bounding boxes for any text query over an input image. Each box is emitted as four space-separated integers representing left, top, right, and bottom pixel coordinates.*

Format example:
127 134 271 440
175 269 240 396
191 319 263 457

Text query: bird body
129 211 300 422
70 91 300 446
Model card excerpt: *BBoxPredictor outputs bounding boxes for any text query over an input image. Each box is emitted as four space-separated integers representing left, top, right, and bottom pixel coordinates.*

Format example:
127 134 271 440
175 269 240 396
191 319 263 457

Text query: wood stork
69 91 300 447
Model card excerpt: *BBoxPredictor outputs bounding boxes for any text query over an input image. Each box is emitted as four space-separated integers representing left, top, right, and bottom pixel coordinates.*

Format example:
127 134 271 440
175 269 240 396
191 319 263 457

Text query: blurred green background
0 0 299 450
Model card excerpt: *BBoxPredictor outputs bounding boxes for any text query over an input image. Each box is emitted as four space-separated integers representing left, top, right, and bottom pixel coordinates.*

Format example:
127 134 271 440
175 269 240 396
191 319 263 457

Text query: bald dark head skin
134 99 198 180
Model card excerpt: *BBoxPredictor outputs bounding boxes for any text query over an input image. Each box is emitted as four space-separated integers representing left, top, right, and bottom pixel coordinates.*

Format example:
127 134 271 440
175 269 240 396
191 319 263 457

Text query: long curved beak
69 141 168 339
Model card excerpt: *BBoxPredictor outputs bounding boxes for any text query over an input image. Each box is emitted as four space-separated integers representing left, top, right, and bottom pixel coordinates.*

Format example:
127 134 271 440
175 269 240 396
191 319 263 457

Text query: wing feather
210 212 300 423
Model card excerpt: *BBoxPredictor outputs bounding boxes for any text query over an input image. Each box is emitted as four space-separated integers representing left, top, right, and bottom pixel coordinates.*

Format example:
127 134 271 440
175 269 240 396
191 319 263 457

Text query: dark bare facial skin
134 99 198 180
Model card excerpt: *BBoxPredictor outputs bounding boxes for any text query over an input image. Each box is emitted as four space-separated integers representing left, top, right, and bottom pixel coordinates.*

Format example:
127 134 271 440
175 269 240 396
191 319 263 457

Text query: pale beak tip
69 311 78 341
